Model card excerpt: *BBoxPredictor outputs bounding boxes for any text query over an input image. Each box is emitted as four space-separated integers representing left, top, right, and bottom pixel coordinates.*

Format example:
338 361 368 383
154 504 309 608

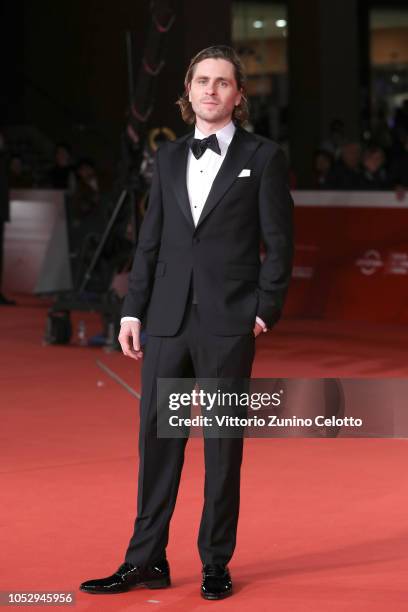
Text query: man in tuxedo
80 45 293 600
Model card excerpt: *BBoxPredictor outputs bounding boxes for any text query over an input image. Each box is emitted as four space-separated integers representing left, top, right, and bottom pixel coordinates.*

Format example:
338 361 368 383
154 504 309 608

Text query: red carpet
1 296 408 611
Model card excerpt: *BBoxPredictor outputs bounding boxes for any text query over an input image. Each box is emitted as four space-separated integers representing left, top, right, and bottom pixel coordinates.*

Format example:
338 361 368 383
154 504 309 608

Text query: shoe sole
201 589 232 600
80 578 171 594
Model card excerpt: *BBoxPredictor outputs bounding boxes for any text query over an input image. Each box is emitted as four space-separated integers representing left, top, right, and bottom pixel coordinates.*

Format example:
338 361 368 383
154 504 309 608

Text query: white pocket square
238 169 251 177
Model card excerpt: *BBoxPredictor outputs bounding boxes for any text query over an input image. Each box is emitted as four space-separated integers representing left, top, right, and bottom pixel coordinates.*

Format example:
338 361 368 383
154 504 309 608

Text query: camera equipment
39 1 176 348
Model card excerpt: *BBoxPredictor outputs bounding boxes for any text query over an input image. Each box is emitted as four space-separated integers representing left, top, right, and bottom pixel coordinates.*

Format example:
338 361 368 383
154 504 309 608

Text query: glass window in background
232 1 288 148
370 7 408 163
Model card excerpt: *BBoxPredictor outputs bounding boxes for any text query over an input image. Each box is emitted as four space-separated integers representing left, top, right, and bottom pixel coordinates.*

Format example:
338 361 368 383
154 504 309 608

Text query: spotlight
276 19 287 28
253 20 264 29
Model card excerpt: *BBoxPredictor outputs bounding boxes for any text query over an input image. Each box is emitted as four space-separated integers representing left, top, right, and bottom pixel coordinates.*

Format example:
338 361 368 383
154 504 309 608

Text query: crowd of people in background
313 102 408 195
0 135 104 304
3 99 408 198
8 142 99 192
1 103 408 306
7 141 101 221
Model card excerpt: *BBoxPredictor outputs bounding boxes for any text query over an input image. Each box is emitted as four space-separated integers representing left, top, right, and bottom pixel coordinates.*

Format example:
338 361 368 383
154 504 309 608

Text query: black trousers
125 296 255 566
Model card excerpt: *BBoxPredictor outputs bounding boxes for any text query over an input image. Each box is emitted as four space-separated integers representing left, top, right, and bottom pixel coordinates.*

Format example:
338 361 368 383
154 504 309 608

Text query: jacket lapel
169 132 195 229
196 127 260 229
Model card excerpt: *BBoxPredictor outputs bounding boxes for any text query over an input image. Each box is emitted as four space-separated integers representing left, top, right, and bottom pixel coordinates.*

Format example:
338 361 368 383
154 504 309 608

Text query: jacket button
193 237 200 244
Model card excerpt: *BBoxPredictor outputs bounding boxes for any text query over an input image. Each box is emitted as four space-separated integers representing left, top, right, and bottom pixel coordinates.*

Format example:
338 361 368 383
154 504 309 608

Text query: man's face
188 58 242 126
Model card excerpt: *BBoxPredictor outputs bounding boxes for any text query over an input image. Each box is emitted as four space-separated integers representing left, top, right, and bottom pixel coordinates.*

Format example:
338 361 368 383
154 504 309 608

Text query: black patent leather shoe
201 564 232 600
79 559 170 594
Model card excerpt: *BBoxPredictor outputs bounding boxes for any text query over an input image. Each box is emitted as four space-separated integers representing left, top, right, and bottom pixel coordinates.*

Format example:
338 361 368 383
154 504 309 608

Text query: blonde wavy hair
175 45 249 127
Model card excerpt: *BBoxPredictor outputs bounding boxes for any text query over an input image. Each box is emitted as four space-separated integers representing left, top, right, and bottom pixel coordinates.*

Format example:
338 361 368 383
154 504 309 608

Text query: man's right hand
118 321 143 360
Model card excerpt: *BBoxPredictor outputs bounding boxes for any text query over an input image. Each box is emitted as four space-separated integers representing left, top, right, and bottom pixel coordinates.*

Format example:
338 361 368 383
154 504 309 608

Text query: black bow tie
191 134 221 159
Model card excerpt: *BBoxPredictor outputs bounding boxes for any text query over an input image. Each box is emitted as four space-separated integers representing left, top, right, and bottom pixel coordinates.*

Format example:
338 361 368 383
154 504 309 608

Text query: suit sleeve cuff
120 316 141 325
256 316 268 332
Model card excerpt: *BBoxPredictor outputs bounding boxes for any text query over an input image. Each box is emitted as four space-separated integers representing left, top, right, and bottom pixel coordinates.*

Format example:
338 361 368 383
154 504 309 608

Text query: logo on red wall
356 250 383 276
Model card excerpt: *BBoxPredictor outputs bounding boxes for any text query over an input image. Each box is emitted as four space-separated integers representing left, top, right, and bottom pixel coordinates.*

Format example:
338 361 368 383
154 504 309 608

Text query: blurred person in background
371 107 392 153
76 158 99 192
70 158 100 222
321 118 346 159
8 155 34 189
313 149 334 189
47 142 76 191
359 145 390 190
326 141 363 190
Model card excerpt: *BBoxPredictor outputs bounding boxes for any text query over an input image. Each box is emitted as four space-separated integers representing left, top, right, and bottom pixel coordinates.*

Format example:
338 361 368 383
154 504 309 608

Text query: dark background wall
287 0 364 186
0 0 25 124
0 0 231 165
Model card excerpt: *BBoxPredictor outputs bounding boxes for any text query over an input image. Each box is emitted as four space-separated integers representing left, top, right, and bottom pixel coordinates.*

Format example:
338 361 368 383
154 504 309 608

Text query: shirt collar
194 120 236 154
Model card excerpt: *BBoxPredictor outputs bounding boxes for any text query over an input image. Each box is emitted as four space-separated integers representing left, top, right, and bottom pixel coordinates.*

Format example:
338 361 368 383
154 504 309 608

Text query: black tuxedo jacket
122 125 294 336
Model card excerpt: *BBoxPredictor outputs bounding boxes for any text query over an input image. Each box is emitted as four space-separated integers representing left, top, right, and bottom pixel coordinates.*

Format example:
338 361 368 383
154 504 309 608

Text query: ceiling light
253 20 264 29
276 19 287 28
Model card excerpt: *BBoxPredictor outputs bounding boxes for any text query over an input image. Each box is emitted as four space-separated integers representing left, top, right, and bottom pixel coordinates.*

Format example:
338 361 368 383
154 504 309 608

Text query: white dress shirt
121 120 266 332
187 121 235 226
